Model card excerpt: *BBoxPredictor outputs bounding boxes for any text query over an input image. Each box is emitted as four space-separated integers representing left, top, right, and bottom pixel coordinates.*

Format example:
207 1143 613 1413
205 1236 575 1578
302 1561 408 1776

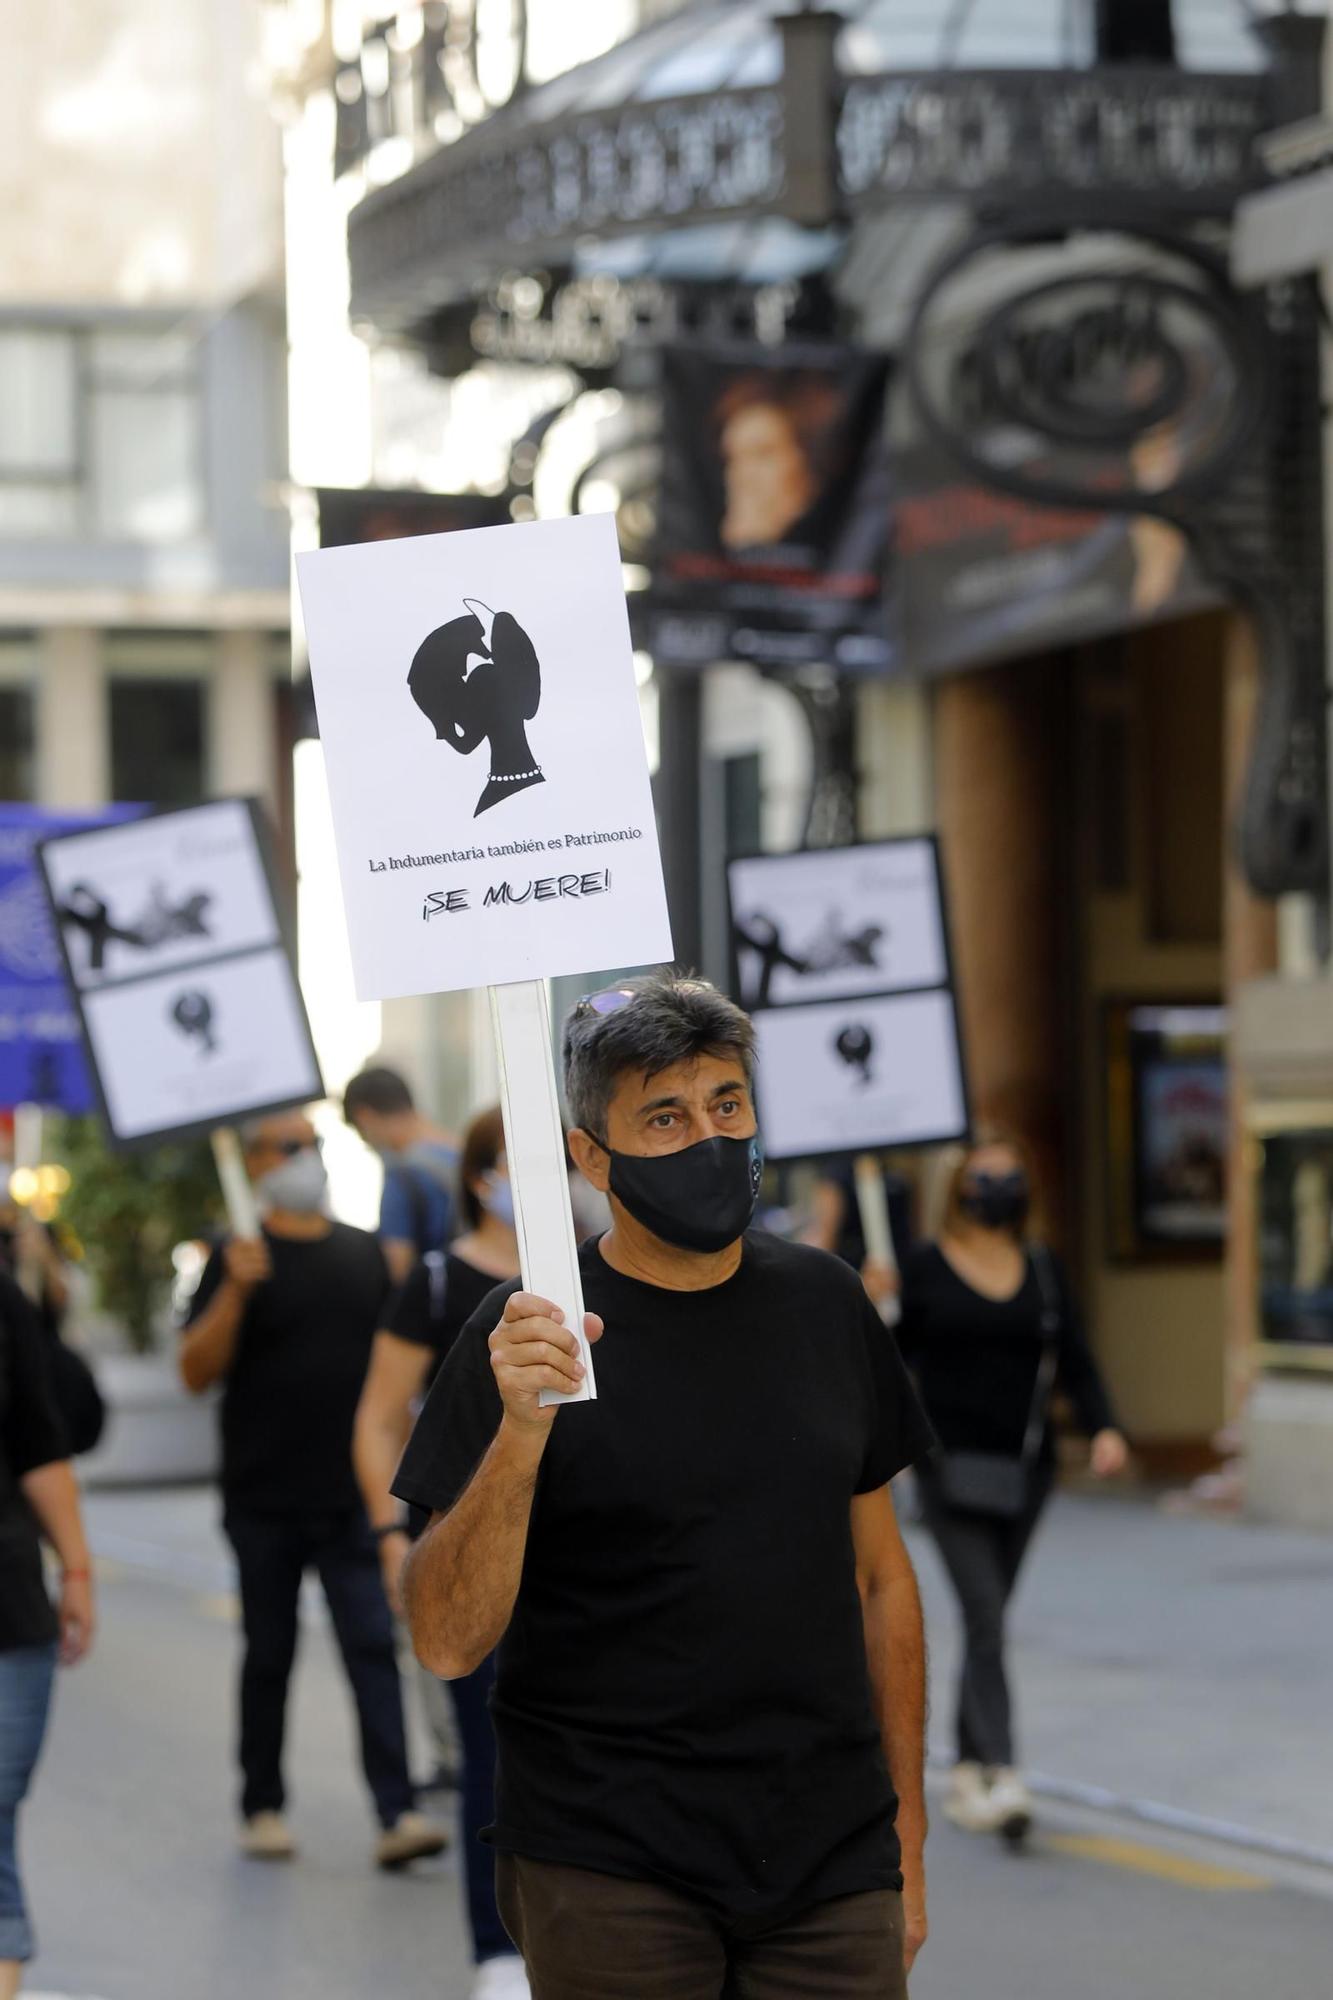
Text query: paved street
20 1485 1333 1998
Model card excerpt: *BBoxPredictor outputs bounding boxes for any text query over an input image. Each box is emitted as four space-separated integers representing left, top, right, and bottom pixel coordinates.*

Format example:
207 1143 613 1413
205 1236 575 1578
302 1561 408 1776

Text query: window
0 329 79 535
0 685 35 799
0 320 203 543
107 631 211 805
89 331 202 541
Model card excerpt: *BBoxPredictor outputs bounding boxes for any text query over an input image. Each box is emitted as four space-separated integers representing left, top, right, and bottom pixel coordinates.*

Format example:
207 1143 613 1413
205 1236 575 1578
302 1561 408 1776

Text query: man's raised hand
489 1291 603 1431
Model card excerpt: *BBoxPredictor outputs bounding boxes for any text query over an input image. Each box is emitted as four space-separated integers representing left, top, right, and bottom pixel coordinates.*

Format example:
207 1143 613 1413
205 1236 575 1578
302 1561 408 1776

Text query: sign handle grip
853 1153 901 1327
489 979 595 1406
211 1127 263 1242
12 1104 45 1303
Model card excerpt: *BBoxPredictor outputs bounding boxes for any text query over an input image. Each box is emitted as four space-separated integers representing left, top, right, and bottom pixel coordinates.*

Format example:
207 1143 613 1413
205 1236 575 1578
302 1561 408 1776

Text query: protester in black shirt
394 973 935 1999
179 1109 445 1873
898 1129 1129 1844
0 1272 95 1983
354 1105 528 2000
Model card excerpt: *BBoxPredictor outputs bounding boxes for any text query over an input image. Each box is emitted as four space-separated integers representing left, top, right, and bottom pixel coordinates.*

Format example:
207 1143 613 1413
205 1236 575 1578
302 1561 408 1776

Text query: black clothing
0 1275 67 1654
223 1506 414 1826
897 1243 1114 1462
496 1854 907 2000
386 1251 502 1385
394 1231 934 1929
185 1224 390 1515
917 1463 1054 1766
817 1158 912 1276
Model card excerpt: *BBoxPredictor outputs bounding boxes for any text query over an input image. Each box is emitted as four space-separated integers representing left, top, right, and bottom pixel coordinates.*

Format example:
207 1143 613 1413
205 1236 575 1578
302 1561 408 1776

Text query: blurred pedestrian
355 1105 528 2000
803 1153 913 1316
1 1269 96 1998
178 1109 445 1870
898 1130 1129 1842
0 1203 105 1459
395 973 935 1998
343 1066 458 1282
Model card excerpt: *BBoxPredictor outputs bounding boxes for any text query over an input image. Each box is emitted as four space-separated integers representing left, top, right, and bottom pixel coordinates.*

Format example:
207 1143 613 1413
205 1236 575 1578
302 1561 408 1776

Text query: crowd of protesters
0 974 1132 2000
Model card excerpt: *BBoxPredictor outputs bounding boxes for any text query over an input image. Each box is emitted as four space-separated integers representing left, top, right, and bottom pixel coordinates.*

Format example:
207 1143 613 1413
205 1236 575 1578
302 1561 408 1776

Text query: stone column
208 628 276 809
36 627 107 805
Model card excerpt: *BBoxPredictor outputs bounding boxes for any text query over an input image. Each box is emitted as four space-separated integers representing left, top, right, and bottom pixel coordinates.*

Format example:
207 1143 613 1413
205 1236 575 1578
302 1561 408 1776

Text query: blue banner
0 805 141 1112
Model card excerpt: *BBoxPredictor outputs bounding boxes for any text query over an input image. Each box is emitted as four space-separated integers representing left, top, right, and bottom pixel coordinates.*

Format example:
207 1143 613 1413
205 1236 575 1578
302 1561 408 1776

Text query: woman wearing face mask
354 1107 530 2000
898 1131 1128 1843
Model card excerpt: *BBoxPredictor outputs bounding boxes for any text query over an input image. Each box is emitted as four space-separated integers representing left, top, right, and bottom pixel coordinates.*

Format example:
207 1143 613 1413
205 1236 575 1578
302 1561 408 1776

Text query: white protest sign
729 837 949 1011
294 512 672 1003
37 800 323 1154
752 990 968 1160
728 837 970 1162
297 514 676 1405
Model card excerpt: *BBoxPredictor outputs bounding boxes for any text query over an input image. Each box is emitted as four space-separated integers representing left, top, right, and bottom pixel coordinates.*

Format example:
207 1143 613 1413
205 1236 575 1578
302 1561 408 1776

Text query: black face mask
604 1132 764 1254
958 1171 1030 1232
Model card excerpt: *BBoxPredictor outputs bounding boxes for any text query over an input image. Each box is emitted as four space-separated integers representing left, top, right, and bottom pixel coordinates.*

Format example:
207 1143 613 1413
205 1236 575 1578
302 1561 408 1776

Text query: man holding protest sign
392 973 934 1999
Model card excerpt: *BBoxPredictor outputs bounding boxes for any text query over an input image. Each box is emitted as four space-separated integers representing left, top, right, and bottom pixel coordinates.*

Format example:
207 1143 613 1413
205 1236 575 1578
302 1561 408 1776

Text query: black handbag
932 1245 1061 1520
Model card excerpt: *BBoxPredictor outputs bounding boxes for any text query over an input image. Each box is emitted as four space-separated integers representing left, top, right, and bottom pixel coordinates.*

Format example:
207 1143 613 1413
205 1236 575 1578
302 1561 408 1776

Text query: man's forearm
23 1459 91 1572
178 1283 246 1394
865 1568 928 1846
402 1414 546 1678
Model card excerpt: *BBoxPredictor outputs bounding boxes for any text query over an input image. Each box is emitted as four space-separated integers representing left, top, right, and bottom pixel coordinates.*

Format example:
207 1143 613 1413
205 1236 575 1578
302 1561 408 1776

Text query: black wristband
372 1521 407 1542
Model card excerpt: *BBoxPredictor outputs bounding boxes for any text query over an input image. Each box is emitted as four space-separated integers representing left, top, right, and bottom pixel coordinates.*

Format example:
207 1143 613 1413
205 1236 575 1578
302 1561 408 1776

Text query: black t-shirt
897 1242 1115 1460
186 1223 390 1515
386 1250 507 1384
393 1231 935 1929
0 1273 68 1653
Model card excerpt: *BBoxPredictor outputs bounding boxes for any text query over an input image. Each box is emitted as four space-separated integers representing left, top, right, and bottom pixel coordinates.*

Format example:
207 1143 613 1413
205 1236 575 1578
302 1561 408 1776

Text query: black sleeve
384 1261 434 1349
857 1291 937 1492
892 1244 932 1368
391 1279 518 1517
0 1275 69 1476
181 1242 226 1329
1048 1253 1117 1438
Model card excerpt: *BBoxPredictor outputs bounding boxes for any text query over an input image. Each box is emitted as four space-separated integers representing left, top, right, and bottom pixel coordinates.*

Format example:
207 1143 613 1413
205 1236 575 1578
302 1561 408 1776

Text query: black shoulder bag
933 1245 1061 1519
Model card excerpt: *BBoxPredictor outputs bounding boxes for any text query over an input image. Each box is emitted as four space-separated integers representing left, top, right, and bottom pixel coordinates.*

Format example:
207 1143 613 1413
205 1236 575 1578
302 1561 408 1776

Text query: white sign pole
489 979 595 1406
853 1153 900 1327
210 1127 263 1242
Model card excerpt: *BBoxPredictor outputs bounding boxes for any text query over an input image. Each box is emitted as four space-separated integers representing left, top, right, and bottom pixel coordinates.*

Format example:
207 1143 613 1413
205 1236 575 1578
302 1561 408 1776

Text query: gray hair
562 971 756 1140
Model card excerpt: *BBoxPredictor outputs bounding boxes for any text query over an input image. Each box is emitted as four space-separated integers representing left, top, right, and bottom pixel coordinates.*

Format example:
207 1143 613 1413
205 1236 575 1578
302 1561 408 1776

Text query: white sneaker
375 1808 449 1870
987 1766 1035 1843
942 1761 1004 1834
470 1956 531 2000
240 1810 297 1860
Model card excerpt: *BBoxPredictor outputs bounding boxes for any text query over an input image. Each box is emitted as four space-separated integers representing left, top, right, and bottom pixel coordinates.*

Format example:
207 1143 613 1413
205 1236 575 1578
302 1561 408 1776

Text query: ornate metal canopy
347 2 1283 335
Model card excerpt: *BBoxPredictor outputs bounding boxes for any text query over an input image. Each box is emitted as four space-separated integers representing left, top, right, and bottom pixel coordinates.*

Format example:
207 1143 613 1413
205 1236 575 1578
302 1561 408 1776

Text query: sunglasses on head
573 978 713 1021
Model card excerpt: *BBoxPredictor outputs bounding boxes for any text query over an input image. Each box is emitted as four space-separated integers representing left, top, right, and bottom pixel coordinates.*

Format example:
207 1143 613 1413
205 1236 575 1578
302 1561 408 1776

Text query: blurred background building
0 0 292 838
260 0 1333 1512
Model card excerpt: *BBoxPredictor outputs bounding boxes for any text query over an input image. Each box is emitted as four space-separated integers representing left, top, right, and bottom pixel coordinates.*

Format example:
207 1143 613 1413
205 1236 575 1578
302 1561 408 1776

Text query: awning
347 0 1280 337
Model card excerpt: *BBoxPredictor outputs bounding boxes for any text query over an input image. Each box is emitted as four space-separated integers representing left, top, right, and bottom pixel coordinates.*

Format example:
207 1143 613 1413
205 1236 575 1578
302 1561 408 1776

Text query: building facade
269 0 1333 1506
0 0 292 843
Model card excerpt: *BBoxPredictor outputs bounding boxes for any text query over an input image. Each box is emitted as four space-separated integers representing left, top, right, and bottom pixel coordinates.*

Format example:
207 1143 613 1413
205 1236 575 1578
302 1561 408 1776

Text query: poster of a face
296 512 673 1002
728 840 949 1010
82 950 323 1144
649 343 893 673
753 991 969 1160
39 799 281 992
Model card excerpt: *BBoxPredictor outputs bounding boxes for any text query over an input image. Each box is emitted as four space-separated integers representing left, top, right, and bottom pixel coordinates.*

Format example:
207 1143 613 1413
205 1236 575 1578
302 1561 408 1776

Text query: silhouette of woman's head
408 598 546 819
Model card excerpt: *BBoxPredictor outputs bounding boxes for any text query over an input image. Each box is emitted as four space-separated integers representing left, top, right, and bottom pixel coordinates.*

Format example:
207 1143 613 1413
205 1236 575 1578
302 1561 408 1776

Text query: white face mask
257 1147 329 1216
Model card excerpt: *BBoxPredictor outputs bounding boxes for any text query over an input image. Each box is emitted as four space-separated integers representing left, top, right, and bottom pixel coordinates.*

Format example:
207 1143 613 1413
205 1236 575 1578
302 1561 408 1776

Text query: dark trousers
496 1856 906 2000
448 1653 515 1965
224 1506 414 1828
919 1466 1053 1768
